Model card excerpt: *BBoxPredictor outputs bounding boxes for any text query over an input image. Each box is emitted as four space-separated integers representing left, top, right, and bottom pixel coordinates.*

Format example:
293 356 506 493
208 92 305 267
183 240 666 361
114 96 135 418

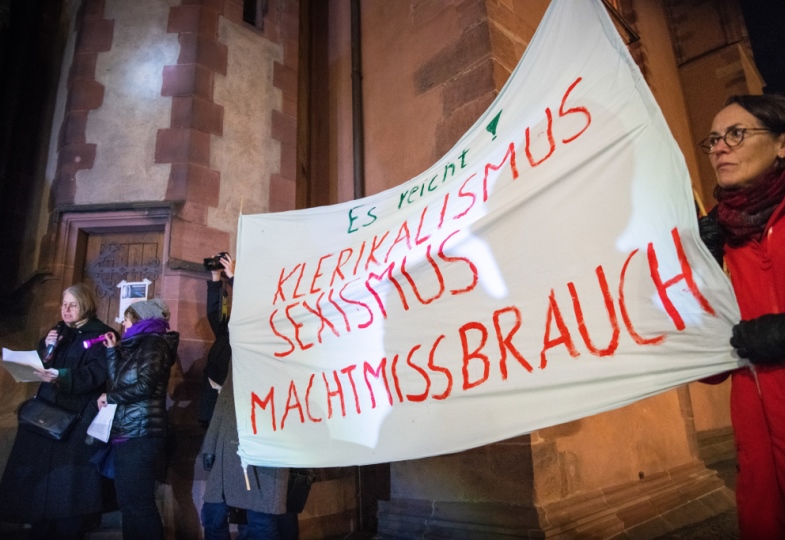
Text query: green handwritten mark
486 110 502 140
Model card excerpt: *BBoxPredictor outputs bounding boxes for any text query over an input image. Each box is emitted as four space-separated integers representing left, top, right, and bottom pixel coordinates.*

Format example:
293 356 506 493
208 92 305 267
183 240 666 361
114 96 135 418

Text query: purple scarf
124 318 170 339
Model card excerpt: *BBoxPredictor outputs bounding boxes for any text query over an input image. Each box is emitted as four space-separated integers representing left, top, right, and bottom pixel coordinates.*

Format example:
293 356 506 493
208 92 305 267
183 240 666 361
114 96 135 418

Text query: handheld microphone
83 336 107 349
45 321 66 359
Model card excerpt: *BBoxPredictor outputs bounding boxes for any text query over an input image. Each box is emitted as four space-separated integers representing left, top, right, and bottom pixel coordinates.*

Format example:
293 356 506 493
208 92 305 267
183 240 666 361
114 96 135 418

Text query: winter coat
723 195 785 539
198 279 232 424
106 330 178 439
0 318 115 522
205 279 231 385
201 365 289 513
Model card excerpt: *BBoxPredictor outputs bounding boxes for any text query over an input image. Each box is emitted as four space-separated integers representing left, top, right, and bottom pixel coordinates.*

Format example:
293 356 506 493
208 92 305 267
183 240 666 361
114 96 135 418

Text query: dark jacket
0 317 115 522
198 279 232 424
201 365 289 513
106 330 178 439
205 279 231 385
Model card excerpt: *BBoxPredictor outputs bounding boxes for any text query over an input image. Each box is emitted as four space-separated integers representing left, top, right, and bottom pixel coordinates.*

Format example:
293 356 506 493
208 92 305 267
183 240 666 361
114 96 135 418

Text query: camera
203 252 228 271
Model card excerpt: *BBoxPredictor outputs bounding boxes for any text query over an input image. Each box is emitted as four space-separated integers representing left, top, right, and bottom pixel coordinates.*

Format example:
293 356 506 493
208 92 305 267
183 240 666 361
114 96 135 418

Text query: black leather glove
731 314 785 364
698 214 726 266
203 453 215 471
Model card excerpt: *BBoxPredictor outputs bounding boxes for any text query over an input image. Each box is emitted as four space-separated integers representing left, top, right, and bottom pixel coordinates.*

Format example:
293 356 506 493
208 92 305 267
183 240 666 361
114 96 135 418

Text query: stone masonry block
60 110 89 147
76 18 114 53
414 23 492 94
273 62 297 95
178 34 228 75
491 58 511 92
281 91 297 117
457 0 486 32
67 79 105 110
199 0 225 15
175 201 208 225
223 2 244 26
282 0 299 19
155 128 211 166
70 53 97 80
279 142 296 181
198 6 220 37
167 4 219 36
488 21 523 73
196 35 228 75
269 173 296 213
271 110 296 145
283 37 299 68
161 64 214 100
443 59 494 116
82 0 105 19
167 5 201 34
177 33 198 64
171 97 224 135
486 0 540 45
165 162 220 207
52 171 77 207
281 7 298 38
169 219 229 264
435 92 495 158
58 143 97 171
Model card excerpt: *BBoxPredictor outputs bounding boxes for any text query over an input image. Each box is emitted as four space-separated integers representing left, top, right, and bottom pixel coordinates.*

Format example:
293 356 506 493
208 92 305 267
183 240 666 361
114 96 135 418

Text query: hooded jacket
106 330 179 439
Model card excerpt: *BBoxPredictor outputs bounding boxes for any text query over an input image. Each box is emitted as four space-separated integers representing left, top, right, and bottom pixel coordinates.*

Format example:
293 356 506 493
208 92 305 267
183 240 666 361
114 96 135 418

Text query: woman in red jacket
700 94 785 538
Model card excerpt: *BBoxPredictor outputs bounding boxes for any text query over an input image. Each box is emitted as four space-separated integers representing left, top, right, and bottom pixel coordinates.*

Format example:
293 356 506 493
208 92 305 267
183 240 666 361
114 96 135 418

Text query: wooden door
82 231 164 332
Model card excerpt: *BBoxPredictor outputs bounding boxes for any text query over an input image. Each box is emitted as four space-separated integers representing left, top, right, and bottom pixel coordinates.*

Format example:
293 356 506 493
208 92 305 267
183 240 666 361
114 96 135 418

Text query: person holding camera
0 284 116 539
199 253 296 540
198 252 233 426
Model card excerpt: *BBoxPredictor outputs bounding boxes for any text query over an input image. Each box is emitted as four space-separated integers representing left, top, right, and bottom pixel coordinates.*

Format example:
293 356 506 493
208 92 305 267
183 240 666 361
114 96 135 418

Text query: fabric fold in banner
230 0 740 468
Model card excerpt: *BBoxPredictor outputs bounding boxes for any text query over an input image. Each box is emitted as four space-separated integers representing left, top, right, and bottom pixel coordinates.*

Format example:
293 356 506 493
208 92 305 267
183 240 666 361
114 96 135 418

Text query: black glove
203 453 215 471
698 214 726 266
730 314 785 364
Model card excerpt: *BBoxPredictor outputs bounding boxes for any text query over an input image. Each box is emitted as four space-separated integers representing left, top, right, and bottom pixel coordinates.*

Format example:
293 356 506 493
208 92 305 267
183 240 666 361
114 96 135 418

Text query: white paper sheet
1 348 45 383
87 404 117 443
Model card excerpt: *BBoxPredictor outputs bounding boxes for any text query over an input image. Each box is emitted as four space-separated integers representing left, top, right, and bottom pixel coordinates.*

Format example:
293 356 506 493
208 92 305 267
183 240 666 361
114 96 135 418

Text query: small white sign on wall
115 279 151 323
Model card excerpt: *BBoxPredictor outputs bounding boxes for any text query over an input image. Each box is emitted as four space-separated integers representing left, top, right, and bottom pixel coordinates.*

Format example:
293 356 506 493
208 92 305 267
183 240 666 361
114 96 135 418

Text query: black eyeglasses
699 127 772 154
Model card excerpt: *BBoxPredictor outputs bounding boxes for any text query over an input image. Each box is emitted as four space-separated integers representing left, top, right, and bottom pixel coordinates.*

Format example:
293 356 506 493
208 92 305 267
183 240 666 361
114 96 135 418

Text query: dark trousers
201 501 299 540
113 437 165 540
28 515 85 540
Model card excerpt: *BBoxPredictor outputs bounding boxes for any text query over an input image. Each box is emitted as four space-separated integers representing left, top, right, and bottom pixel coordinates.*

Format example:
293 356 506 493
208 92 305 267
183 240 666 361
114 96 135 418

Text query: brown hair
63 284 98 320
726 94 785 136
124 306 141 324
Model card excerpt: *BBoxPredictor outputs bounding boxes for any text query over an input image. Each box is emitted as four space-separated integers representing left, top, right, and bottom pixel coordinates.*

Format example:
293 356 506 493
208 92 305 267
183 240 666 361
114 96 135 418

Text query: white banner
230 0 740 468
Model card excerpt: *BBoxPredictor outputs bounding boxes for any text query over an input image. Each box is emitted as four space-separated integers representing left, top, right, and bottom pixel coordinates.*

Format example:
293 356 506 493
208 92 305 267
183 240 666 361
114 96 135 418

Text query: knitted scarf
124 317 170 339
715 165 785 246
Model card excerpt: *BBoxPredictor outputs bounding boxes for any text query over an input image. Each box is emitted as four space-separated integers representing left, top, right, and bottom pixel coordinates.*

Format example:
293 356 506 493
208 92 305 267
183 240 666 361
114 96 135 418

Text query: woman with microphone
0 284 116 539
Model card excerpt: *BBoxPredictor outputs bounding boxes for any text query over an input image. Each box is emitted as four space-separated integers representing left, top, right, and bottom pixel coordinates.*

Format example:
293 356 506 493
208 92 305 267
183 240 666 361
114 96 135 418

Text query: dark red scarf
715 166 785 246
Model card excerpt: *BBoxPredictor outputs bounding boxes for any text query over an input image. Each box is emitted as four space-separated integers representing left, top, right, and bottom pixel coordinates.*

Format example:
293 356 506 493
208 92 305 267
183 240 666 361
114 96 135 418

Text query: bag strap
32 383 89 420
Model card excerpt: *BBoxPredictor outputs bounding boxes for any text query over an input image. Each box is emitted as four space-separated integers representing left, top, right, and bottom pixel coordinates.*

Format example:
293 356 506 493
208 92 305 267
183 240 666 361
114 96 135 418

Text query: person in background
197 252 233 426
698 93 785 538
97 298 178 540
0 284 115 539
200 253 296 540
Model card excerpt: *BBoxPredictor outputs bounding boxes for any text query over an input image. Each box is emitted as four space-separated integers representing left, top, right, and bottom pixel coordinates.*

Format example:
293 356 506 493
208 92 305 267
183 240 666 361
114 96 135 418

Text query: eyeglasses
699 127 772 154
61 303 80 311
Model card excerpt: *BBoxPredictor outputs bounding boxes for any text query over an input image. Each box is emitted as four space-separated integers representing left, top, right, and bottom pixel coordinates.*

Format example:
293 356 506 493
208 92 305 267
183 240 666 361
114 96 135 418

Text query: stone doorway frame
39 205 172 331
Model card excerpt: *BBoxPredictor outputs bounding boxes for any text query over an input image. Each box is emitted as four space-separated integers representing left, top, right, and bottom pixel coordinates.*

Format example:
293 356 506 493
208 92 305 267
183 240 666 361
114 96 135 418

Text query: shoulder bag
17 395 81 442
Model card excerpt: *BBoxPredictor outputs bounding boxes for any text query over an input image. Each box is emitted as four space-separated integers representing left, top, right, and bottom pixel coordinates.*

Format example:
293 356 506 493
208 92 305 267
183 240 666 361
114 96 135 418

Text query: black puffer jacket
106 331 178 439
